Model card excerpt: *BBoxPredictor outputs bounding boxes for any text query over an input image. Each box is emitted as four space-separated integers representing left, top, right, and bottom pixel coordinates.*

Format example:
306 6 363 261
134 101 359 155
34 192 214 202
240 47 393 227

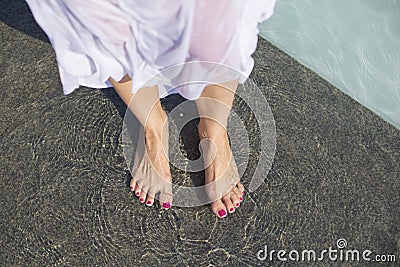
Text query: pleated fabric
26 0 276 99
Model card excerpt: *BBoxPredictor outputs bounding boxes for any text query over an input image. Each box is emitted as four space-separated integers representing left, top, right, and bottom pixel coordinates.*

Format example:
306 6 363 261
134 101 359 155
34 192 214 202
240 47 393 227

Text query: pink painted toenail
230 208 234 212
130 186 134 191
218 210 227 218
139 198 144 203
236 203 240 207
146 201 152 205
163 202 171 209
135 192 140 196
240 197 243 201
242 191 245 195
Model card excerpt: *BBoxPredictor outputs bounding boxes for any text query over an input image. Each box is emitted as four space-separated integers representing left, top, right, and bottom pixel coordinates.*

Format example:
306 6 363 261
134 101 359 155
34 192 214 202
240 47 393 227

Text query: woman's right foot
108 77 173 208
129 106 173 209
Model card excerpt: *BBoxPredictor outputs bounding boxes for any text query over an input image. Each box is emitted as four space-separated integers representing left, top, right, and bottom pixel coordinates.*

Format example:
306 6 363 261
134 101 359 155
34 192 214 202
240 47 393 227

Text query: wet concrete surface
1 2 399 266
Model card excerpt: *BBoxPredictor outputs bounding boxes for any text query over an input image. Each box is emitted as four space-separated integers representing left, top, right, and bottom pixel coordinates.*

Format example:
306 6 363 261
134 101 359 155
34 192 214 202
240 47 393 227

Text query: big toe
211 199 227 218
159 188 173 209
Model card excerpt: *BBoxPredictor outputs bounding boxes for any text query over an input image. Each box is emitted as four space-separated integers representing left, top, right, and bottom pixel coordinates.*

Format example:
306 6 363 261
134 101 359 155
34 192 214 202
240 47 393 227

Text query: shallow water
1 2 399 266
259 0 400 128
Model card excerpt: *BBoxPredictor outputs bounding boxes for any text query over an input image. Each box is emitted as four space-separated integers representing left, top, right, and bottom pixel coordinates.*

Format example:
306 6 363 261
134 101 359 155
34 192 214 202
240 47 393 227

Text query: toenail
218 210 227 218
242 191 245 195
229 208 235 212
139 198 144 203
239 197 243 201
135 192 140 196
236 203 240 207
163 202 171 209
146 201 152 205
130 186 134 191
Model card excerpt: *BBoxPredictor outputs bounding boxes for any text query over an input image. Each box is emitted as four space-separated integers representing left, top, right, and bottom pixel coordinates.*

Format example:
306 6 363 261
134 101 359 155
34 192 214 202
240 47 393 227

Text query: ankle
198 118 228 140
144 126 162 140
143 107 167 133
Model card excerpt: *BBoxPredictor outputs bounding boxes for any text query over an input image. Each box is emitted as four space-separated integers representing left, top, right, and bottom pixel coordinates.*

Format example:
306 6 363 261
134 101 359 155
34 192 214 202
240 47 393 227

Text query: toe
159 189 173 209
129 179 136 192
134 184 141 197
237 182 245 195
211 199 227 218
230 190 241 208
139 188 147 204
221 194 235 214
145 189 156 207
232 187 243 201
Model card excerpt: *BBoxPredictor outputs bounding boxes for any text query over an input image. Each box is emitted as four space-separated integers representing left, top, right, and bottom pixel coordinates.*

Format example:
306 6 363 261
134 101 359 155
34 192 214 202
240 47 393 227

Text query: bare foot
198 118 245 218
129 109 173 209
108 77 173 209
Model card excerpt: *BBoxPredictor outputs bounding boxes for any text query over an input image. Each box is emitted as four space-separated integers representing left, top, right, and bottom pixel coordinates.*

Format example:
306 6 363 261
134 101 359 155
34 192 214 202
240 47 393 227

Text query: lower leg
109 75 166 128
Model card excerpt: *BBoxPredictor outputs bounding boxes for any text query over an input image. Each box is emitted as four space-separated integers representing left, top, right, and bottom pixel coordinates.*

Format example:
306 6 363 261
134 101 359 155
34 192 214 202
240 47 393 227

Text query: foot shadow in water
101 88 206 200
160 94 205 188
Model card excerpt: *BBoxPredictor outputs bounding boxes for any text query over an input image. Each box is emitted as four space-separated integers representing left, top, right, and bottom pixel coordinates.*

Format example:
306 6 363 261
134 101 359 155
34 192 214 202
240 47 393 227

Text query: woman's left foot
198 118 244 218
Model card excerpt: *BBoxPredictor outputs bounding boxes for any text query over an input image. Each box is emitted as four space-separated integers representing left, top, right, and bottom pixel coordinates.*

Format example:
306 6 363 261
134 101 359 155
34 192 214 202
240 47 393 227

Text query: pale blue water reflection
259 0 400 128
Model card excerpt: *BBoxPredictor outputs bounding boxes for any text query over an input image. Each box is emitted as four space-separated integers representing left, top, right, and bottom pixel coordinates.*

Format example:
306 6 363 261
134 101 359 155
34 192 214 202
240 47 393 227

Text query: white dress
26 0 276 99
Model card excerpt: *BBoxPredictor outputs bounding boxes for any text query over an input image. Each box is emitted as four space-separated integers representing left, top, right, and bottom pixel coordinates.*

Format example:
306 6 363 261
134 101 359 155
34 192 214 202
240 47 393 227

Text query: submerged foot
129 111 172 209
198 118 244 218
